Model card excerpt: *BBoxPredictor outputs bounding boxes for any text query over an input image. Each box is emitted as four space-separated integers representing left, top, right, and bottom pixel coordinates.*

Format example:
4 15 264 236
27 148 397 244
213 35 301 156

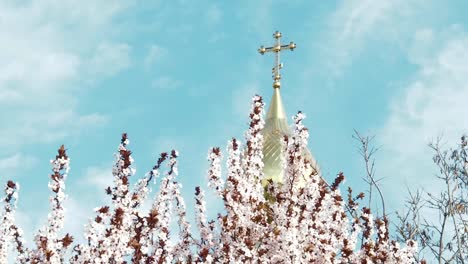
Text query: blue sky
1 0 468 244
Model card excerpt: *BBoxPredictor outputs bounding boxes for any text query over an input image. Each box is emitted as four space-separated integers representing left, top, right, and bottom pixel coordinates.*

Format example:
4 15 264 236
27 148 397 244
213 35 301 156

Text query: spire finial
258 31 296 89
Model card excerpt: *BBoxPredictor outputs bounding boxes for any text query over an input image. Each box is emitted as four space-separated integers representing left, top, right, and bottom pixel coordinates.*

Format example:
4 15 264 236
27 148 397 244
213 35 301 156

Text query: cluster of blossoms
0 181 24 263
0 146 73 263
0 95 423 263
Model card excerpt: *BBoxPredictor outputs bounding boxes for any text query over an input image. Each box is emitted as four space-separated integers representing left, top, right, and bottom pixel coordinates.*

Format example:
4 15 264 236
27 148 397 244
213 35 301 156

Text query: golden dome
262 87 319 186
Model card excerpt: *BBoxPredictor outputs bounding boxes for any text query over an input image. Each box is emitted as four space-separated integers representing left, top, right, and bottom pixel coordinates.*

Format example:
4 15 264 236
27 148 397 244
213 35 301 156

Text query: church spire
258 31 319 185
258 31 296 183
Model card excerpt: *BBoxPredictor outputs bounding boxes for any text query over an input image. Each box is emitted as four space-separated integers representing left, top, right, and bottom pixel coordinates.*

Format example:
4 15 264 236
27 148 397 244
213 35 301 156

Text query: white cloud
322 0 432 76
0 154 27 171
152 136 187 155
77 113 109 128
0 1 133 151
236 1 273 34
14 210 35 248
0 111 108 148
378 28 468 207
324 0 396 74
62 196 92 243
320 2 468 210
88 42 132 78
151 76 181 90
0 0 126 245
144 45 168 69
229 57 263 118
0 89 22 102
81 165 113 201
333 0 393 43
14 198 94 248
0 153 37 176
231 81 261 118
407 29 436 65
205 5 222 26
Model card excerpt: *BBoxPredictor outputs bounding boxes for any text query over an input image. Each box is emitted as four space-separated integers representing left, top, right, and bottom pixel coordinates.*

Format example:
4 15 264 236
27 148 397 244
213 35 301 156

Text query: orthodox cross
258 31 296 89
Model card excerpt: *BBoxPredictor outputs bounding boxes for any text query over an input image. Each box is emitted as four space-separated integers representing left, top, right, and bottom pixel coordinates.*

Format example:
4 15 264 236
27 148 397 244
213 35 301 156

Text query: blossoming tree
1 95 422 263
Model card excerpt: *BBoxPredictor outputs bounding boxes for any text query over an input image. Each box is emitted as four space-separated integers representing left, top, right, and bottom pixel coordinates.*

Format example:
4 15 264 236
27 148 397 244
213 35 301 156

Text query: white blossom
0 97 421 263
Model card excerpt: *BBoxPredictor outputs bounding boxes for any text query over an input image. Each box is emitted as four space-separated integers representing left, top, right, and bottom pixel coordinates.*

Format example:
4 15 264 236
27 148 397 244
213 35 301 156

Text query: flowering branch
0 181 23 263
0 95 425 264
30 145 72 264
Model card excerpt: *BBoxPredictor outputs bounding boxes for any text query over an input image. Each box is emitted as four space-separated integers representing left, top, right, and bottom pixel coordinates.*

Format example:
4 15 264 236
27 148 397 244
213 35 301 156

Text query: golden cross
258 31 296 89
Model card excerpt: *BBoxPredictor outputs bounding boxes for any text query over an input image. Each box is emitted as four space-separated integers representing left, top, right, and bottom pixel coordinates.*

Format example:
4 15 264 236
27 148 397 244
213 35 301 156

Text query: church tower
258 31 319 185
